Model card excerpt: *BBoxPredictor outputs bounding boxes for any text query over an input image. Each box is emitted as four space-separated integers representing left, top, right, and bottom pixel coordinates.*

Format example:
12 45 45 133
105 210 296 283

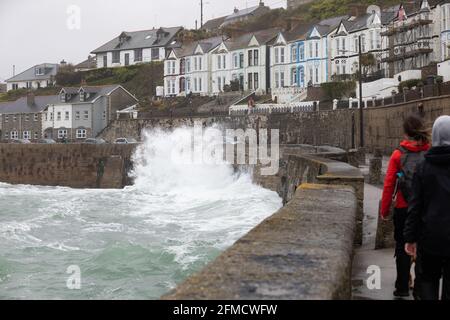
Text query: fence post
349 97 353 109
333 99 338 110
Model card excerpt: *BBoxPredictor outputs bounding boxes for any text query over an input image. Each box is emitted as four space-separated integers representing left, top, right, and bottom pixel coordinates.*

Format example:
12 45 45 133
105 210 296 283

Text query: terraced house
0 85 137 142
381 0 441 76
92 27 182 68
329 7 388 80
164 36 223 96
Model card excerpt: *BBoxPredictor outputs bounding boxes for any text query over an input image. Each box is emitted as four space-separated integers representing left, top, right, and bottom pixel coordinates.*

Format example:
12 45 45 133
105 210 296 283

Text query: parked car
83 138 107 145
37 138 57 144
10 139 31 144
114 138 138 144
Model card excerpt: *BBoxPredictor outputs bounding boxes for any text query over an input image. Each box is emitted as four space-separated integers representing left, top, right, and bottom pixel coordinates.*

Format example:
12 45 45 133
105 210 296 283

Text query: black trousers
416 248 450 300
393 208 412 292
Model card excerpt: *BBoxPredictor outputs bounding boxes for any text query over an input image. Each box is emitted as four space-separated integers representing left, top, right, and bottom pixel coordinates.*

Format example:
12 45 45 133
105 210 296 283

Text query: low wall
0 144 135 188
163 184 357 300
101 94 450 156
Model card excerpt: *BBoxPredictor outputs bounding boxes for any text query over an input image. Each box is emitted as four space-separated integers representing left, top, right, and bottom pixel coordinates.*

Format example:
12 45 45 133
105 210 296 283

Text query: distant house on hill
0 85 138 142
5 63 59 92
91 27 183 68
202 1 271 32
74 56 97 72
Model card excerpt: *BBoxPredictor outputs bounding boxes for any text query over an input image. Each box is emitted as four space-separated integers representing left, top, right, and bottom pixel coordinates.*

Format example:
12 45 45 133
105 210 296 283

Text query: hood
425 146 450 165
400 140 430 152
432 115 450 147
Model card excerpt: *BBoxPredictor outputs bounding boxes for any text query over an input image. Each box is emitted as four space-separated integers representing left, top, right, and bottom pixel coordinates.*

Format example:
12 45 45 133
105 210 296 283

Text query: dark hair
403 114 429 142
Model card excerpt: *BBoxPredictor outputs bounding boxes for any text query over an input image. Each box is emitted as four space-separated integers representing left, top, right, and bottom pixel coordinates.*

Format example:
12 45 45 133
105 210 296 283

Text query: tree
360 53 377 77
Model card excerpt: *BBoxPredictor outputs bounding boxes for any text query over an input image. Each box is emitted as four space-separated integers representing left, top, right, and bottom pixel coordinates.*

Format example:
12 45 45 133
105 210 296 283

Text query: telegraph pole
358 34 364 148
200 0 204 28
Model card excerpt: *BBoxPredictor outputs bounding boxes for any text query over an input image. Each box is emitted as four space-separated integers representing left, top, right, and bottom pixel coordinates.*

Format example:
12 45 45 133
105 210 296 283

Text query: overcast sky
0 0 285 82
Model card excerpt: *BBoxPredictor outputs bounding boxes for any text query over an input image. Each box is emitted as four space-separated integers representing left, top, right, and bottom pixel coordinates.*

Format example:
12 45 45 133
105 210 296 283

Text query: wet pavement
351 183 414 300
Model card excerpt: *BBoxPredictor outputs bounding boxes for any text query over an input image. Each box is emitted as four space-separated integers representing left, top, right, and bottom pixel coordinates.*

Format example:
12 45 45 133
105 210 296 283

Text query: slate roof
221 28 280 51
0 95 59 114
74 56 97 70
224 5 263 22
202 16 226 31
91 27 183 53
60 85 137 103
0 85 137 114
171 36 224 58
6 63 59 83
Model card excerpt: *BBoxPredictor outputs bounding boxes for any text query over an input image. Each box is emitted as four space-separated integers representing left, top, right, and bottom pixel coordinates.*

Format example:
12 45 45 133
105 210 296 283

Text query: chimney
259 1 264 7
234 7 239 14
60 59 67 67
27 92 35 106
349 4 366 18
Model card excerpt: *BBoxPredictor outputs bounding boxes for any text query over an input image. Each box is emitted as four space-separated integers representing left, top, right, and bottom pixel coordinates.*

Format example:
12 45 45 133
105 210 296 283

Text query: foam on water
0 126 282 299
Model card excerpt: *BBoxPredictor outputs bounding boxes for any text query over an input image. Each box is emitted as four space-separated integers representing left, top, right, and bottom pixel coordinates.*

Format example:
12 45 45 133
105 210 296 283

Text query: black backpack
397 146 426 202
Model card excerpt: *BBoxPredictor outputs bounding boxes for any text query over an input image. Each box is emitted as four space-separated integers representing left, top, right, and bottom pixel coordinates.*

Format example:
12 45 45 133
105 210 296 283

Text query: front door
125 53 130 66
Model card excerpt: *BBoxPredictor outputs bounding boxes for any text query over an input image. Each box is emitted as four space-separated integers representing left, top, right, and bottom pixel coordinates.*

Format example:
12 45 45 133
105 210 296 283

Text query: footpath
351 156 413 300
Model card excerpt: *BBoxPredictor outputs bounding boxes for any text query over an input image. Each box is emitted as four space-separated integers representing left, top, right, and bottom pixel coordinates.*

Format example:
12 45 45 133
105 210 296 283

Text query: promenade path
351 156 413 300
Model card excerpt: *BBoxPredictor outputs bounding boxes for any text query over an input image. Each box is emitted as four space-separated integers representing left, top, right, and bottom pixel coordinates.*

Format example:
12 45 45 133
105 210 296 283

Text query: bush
321 81 356 101
398 79 423 92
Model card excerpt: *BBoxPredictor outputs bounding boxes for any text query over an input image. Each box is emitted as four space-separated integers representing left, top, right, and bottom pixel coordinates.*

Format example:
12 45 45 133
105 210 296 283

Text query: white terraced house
164 37 223 96
380 1 442 77
164 28 280 97
329 6 387 80
209 28 280 95
437 0 450 61
91 27 183 68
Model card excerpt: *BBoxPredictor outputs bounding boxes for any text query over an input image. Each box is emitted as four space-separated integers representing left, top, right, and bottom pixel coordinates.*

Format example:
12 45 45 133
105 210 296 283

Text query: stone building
0 85 138 142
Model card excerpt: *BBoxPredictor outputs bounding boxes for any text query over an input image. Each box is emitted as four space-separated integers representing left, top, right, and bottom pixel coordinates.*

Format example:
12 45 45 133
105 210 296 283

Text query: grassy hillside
0 63 163 106
222 0 401 35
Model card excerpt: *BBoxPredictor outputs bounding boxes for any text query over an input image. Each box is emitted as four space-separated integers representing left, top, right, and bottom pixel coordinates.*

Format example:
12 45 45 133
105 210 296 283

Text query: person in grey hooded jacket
404 115 450 300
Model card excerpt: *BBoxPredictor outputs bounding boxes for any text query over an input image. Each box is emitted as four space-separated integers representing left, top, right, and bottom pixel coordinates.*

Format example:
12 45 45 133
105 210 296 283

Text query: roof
0 95 59 114
202 16 227 31
6 63 59 83
60 85 137 103
74 56 97 70
222 28 280 51
0 85 137 114
224 5 263 22
91 26 183 54
171 36 224 58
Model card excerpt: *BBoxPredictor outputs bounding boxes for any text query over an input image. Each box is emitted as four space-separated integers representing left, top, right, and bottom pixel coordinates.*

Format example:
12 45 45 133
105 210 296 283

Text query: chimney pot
27 92 35 106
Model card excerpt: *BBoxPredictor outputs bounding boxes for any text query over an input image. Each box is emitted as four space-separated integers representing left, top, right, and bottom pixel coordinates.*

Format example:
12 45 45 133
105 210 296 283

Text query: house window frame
23 131 31 140
112 51 120 64
76 129 87 139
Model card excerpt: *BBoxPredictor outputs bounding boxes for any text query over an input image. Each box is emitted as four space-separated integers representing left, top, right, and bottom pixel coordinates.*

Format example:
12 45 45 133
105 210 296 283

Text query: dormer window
35 67 44 76
79 89 85 102
60 92 66 102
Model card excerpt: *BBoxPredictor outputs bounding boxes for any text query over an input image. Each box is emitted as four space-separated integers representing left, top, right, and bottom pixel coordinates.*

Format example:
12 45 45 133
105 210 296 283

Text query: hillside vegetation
222 0 401 35
0 63 164 106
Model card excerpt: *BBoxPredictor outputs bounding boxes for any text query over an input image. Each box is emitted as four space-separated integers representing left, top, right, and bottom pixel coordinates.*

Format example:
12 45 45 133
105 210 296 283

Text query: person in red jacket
380 114 430 297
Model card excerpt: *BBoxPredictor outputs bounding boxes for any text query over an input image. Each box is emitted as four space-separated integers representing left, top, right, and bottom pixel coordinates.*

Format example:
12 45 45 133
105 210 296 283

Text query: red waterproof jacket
380 140 430 218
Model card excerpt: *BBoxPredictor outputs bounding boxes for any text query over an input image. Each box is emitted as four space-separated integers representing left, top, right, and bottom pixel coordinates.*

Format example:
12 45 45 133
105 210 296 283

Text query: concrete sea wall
164 152 363 300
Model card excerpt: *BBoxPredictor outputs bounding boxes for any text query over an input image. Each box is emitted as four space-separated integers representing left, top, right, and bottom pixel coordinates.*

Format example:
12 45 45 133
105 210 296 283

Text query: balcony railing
381 18 433 36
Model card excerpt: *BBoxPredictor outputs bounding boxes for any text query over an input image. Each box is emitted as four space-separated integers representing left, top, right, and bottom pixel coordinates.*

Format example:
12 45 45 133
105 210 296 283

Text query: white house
437 0 450 61
164 36 223 96
209 28 280 95
380 1 441 77
92 27 183 68
5 63 59 91
329 7 385 80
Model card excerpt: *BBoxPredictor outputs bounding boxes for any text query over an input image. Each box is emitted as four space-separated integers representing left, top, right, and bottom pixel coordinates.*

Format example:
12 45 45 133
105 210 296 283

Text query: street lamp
337 34 364 148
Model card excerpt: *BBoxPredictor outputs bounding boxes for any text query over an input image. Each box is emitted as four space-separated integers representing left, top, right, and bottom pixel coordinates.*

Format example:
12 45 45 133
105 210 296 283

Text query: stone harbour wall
0 144 136 188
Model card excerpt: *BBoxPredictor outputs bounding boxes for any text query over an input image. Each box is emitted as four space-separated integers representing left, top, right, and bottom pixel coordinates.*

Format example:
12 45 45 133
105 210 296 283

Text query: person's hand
380 214 389 221
405 243 417 258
